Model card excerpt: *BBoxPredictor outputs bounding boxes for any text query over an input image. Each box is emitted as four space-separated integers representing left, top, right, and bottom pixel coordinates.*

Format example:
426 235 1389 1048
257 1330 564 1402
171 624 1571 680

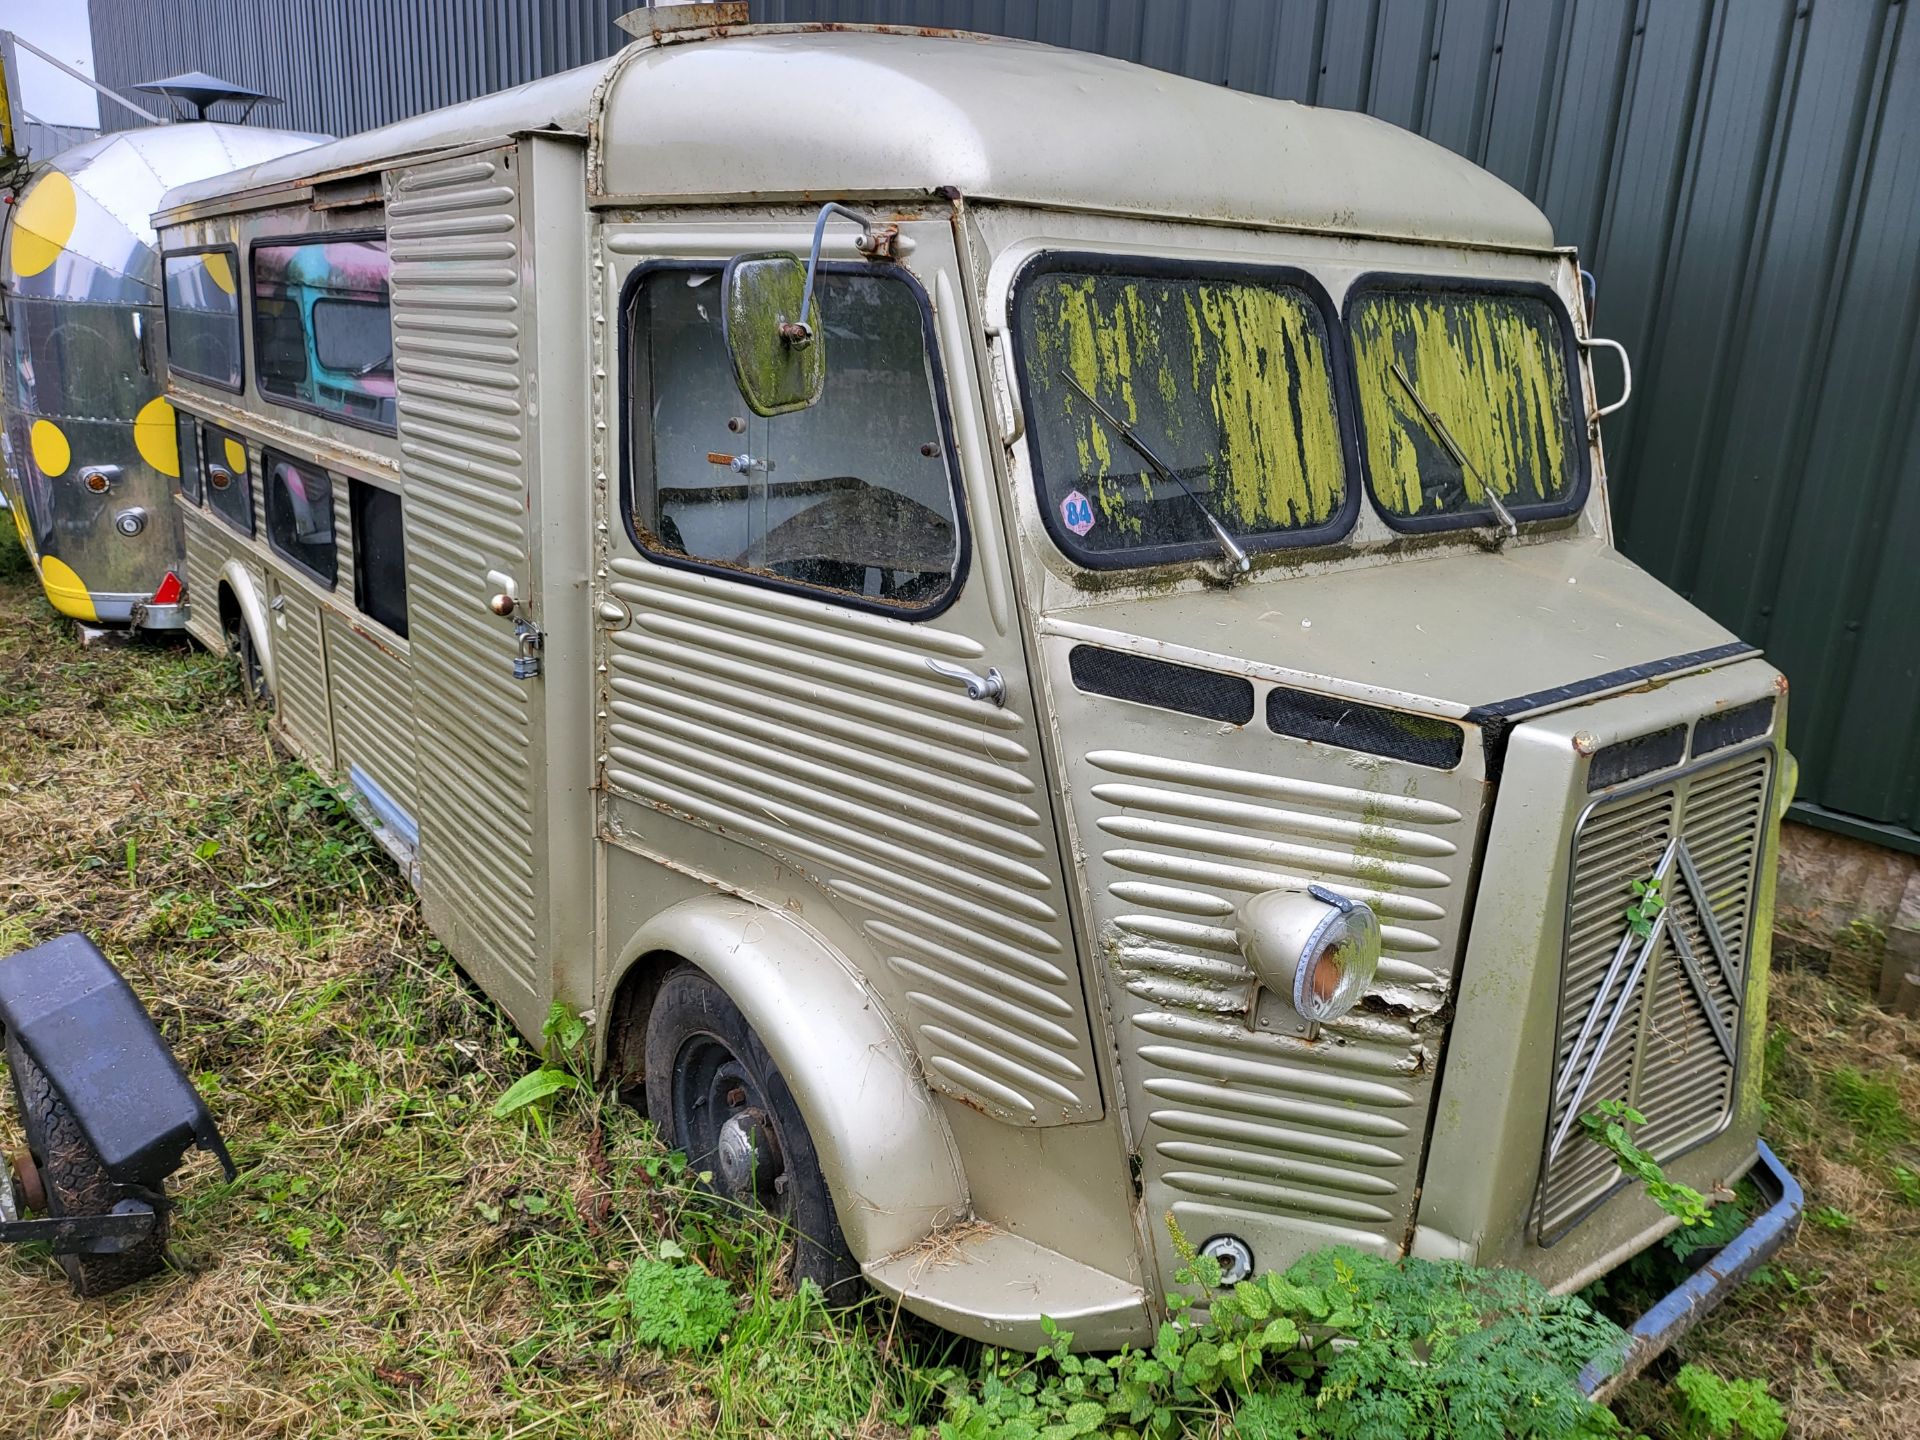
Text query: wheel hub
713 1107 782 1204
8 1147 44 1214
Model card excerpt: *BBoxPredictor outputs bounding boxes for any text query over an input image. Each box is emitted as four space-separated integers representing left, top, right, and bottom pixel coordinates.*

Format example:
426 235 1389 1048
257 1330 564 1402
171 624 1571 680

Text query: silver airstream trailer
0 110 321 630
151 11 1800 1382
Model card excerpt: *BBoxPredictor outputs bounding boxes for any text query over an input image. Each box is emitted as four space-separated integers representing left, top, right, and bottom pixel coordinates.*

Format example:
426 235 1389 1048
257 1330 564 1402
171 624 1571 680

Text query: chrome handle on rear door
926 658 1006 707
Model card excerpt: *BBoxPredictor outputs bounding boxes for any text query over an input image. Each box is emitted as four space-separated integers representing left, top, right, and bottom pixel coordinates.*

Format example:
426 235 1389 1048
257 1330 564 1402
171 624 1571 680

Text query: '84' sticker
1060 489 1096 536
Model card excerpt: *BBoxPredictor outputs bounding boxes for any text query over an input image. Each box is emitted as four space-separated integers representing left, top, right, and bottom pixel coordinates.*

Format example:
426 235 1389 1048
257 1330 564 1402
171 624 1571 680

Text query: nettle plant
927 1223 1627 1440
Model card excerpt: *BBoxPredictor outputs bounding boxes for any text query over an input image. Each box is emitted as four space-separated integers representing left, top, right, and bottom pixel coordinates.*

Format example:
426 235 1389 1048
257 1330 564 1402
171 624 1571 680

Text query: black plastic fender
0 933 234 1188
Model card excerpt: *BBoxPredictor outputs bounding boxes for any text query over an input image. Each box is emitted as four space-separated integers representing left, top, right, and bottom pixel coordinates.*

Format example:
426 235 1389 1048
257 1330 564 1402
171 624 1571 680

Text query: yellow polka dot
224 437 246 475
12 171 77 278
134 396 179 476
29 418 70 477
38 555 98 622
202 251 236 294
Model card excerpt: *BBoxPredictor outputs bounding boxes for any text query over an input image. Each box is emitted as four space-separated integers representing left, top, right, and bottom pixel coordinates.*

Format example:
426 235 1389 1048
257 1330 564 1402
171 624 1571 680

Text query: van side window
252 236 396 433
264 451 338 588
201 423 254 536
351 480 408 638
626 265 961 614
176 413 203 505
163 249 244 391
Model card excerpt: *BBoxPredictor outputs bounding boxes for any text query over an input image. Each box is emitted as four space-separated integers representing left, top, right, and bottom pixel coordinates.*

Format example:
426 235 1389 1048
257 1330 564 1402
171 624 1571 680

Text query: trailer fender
609 896 968 1262
0 932 235 1188
219 560 275 698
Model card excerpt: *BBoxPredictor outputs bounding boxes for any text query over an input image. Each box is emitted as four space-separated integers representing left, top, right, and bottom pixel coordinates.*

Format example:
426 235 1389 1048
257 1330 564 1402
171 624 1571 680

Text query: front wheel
643 966 860 1299
5 1035 169 1296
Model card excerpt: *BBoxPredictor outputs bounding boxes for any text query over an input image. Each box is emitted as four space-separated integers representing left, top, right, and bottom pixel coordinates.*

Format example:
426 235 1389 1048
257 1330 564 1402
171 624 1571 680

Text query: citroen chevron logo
1547 836 1741 1163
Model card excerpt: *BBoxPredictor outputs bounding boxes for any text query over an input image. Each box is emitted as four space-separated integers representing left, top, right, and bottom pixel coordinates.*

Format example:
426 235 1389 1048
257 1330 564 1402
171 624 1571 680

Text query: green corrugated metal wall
88 0 1920 850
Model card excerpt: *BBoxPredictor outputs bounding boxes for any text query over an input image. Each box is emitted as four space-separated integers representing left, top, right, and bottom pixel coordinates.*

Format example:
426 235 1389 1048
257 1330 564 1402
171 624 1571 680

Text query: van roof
156 23 1554 251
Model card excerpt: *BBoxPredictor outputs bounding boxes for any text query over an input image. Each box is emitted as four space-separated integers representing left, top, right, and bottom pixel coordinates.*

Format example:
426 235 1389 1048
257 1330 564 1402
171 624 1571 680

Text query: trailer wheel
643 966 860 1299
4 1035 169 1296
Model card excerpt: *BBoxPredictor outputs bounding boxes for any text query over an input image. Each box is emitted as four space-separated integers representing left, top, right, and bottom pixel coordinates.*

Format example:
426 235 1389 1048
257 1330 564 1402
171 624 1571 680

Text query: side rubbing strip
1068 646 1255 725
1586 725 1687 792
1266 687 1465 769
1693 698 1774 759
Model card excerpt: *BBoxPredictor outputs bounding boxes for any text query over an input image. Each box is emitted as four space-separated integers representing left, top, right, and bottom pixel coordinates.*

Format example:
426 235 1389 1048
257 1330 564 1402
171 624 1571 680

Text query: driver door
593 213 1103 1128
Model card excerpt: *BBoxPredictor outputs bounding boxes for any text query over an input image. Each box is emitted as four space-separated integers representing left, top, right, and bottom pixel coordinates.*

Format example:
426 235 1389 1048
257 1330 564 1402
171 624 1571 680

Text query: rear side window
1346 278 1585 530
252 236 396 432
624 264 963 615
263 451 337 588
162 248 243 391
351 480 408 638
176 412 203 504
202 423 253 535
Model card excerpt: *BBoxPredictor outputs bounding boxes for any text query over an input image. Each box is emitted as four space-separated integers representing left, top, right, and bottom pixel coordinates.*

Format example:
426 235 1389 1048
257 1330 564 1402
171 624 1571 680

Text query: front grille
1536 744 1773 1240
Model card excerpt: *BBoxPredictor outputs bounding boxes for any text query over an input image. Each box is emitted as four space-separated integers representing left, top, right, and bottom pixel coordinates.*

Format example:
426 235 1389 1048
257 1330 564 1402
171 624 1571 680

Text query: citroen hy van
149 10 1800 1388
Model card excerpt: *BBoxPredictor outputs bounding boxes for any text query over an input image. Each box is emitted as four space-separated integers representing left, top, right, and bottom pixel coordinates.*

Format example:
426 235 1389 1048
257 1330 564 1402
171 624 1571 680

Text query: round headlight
1237 883 1382 1026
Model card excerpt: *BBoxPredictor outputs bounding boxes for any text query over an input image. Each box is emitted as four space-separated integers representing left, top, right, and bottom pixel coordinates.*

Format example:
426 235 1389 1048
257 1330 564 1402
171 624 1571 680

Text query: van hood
1037 539 1751 720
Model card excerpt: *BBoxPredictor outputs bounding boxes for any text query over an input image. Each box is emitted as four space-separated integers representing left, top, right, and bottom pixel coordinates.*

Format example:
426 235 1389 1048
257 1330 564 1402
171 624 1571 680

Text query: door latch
512 618 544 680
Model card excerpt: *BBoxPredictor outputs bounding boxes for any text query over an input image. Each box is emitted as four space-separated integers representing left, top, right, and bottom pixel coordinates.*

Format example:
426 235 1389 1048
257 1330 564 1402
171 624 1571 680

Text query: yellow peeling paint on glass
1027 273 1345 538
134 397 181 476
11 171 77 278
1350 290 1572 517
29 419 71 478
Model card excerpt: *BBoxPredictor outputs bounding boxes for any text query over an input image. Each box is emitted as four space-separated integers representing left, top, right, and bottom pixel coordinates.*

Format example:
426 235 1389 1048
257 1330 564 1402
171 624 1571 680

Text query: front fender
220 560 275 698
609 896 968 1261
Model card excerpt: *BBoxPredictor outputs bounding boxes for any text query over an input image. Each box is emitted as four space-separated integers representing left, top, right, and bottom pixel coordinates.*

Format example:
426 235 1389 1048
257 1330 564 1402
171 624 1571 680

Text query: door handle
926 658 1006 706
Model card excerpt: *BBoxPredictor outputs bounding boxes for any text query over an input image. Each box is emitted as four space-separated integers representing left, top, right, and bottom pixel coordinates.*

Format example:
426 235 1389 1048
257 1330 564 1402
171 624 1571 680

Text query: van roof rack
132 71 281 123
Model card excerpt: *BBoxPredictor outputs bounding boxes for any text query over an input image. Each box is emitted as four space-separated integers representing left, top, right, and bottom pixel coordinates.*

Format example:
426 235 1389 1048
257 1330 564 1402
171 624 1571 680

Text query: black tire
5 1034 169 1296
234 621 271 706
643 966 861 1299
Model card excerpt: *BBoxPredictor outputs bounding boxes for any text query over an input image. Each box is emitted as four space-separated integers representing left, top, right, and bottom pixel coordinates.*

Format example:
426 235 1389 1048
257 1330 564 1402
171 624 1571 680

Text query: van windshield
1014 259 1349 567
1347 281 1583 528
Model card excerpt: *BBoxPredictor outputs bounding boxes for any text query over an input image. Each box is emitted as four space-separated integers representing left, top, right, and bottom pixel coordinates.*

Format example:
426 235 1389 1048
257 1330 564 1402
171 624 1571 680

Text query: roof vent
131 72 282 123
615 2 750 40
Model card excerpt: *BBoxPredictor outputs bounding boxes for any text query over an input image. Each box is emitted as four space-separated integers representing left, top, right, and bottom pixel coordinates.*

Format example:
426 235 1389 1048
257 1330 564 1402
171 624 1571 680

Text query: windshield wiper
1390 361 1518 542
1059 370 1250 576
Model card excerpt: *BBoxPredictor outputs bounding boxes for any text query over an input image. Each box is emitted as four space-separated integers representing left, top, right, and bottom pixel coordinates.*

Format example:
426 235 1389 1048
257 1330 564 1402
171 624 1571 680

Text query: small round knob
488 593 517 617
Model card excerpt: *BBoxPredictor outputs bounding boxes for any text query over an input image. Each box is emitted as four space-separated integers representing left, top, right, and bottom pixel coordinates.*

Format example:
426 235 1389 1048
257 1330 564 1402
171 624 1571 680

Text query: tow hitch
0 933 235 1294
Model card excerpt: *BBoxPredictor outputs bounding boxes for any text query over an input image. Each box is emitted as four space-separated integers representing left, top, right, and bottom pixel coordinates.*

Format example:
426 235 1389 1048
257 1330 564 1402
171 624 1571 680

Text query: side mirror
721 252 824 417
720 202 890 418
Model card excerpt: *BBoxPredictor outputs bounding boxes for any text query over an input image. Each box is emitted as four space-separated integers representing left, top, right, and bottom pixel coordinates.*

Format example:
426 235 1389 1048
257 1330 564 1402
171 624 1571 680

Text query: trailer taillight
150 571 183 606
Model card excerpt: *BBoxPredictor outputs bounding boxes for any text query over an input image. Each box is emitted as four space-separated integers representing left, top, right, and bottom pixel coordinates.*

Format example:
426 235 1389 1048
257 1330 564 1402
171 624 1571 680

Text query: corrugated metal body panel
89 0 1920 845
599 559 1105 1125
322 613 419 822
1044 635 1485 1272
264 573 335 769
387 146 545 1024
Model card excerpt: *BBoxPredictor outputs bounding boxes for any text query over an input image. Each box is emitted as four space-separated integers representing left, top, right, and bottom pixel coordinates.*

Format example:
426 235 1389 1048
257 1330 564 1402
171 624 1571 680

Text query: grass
0 518 1915 1437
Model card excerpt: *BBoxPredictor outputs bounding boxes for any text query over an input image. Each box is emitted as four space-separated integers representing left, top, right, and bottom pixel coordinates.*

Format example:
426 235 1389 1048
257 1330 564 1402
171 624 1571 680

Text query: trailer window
1346 279 1585 529
1013 256 1351 568
176 413 203 504
202 424 254 536
252 237 396 432
264 451 337 588
351 480 408 638
163 249 243 391
625 264 961 615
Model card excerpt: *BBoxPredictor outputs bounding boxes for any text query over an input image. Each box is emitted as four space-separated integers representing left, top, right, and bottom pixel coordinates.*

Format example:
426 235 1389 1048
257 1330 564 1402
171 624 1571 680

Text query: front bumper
1579 1140 1803 1401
